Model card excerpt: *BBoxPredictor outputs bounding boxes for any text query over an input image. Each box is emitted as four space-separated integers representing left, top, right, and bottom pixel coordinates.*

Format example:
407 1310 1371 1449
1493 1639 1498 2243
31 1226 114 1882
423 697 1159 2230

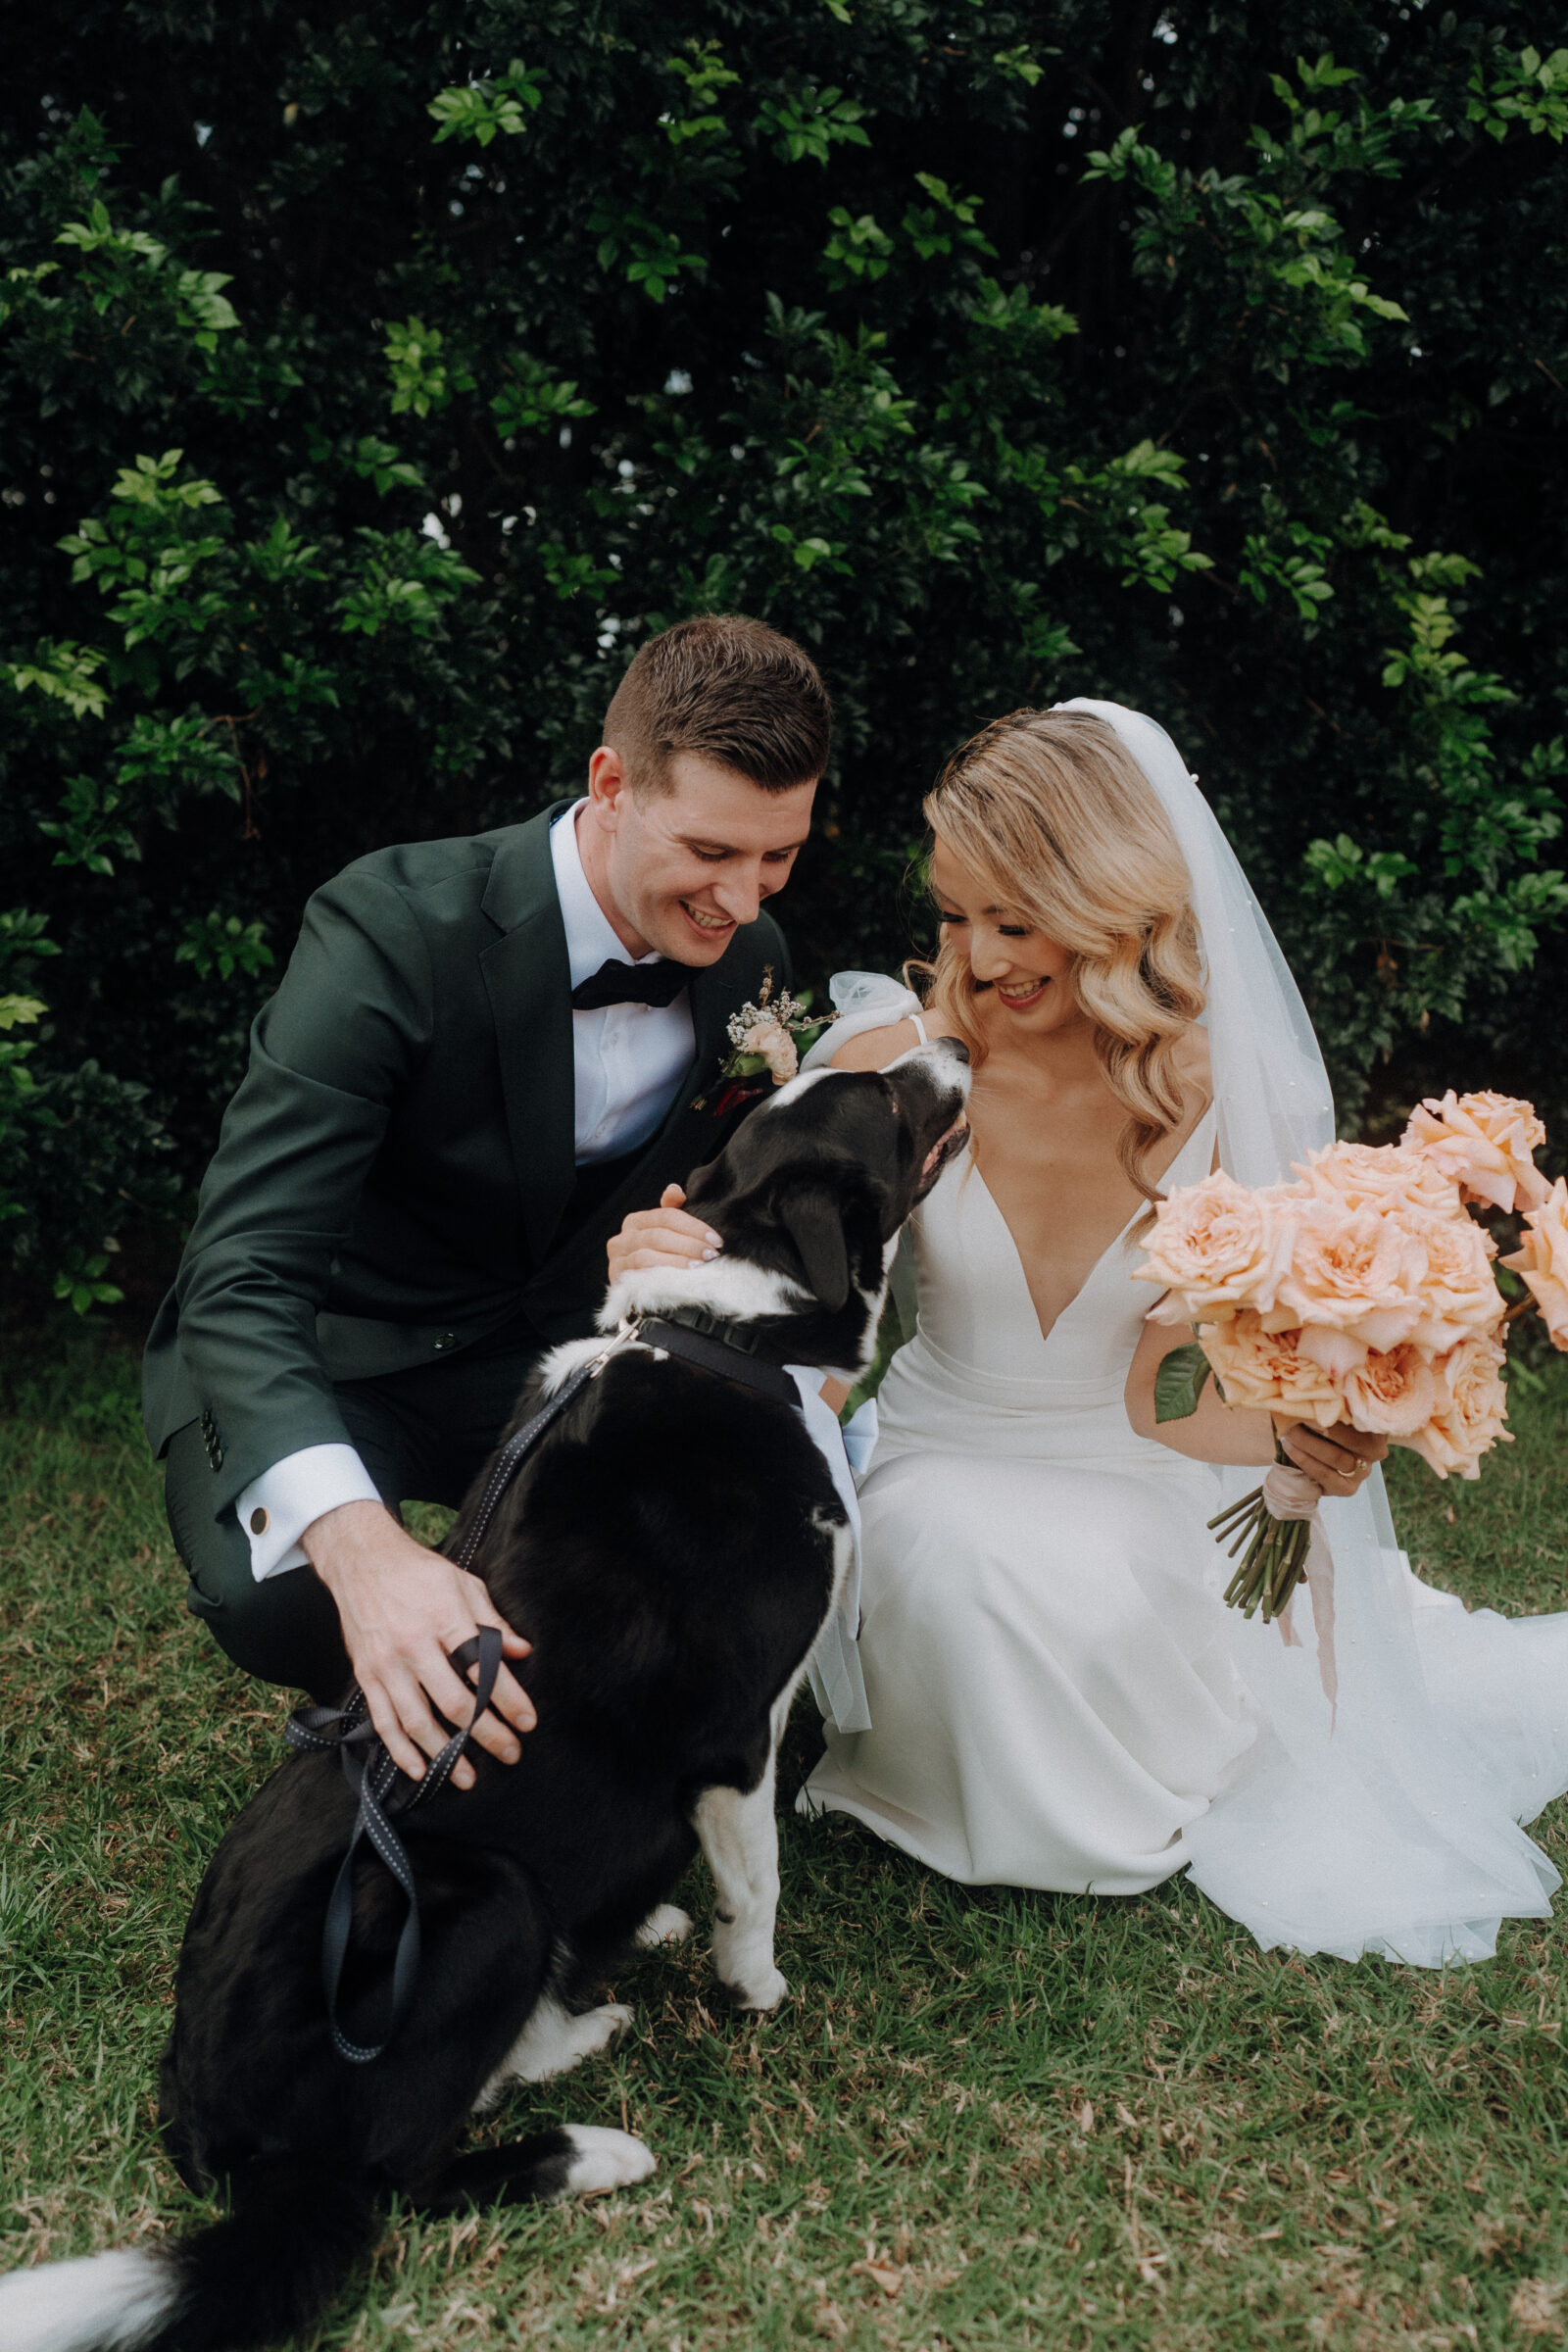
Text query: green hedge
2 2 1565 1309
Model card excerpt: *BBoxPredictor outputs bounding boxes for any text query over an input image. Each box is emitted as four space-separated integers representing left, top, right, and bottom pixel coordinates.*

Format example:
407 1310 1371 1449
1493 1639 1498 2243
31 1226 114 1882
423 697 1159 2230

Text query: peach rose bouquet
1138 1090 1560 1622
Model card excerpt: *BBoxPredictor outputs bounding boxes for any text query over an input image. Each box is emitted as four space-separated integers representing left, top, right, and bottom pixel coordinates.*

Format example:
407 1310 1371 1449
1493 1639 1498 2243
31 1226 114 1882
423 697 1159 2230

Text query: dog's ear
779 1181 853 1312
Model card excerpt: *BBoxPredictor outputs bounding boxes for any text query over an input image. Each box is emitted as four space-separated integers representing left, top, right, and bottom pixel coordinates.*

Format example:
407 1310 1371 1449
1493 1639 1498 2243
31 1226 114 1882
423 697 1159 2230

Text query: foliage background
2 0 1566 1317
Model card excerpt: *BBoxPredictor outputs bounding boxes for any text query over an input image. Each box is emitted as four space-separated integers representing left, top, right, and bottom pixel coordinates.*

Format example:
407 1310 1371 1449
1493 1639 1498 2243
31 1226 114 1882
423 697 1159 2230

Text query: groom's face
584 750 816 965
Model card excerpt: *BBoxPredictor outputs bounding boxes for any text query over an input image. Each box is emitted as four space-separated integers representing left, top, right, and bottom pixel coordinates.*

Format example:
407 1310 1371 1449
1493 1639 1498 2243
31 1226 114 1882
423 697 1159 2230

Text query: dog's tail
0 2154 375 2352
0 2123 657 2350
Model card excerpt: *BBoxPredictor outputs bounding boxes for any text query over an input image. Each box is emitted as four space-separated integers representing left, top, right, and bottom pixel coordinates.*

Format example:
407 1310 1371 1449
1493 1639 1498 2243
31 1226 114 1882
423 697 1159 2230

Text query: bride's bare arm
830 1016 938 1070
1125 1311 1388 1492
1125 1313 1276 1465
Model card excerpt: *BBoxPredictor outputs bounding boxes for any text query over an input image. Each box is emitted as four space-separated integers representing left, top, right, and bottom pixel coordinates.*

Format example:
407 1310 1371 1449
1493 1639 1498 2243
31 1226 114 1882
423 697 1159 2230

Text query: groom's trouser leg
163 1315 548 1701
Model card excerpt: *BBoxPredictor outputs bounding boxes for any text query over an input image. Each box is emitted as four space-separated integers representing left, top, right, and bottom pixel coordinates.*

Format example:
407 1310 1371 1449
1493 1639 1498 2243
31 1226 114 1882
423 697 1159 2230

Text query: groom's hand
608 1183 723 1281
303 1500 535 1789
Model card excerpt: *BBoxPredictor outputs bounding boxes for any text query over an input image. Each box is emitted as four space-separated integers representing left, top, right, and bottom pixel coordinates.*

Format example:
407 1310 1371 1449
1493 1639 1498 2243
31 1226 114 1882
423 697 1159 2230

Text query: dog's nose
939 1037 970 1065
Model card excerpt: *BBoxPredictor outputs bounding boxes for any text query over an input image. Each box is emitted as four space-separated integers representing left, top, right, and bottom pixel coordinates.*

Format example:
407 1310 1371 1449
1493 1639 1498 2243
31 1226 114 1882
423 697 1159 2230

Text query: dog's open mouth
916 1112 969 1196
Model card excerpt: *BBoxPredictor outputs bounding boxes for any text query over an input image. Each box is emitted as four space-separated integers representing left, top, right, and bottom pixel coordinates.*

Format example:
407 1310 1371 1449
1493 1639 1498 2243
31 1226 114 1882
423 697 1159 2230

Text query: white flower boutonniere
722 967 828 1089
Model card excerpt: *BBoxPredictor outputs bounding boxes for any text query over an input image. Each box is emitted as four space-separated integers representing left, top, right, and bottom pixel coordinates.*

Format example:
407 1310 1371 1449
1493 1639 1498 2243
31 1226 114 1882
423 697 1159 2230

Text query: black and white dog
0 1039 969 2352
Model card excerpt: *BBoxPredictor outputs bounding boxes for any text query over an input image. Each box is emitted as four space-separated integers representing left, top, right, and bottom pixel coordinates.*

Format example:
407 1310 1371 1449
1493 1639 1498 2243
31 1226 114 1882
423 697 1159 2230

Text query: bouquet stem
1207 1452 1312 1622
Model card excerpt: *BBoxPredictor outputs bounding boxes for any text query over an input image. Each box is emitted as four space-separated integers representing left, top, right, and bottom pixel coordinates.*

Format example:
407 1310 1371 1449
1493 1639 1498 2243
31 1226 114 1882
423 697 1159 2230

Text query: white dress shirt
550 796 696 1160
236 801 694 1580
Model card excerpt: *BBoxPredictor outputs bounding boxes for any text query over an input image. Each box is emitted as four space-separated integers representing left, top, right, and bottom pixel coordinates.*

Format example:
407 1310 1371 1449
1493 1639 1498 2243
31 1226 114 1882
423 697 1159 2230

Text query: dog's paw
711 1965 789 2014
490 1997 633 2092
561 2124 658 2195
635 1903 695 1948
576 2001 634 2054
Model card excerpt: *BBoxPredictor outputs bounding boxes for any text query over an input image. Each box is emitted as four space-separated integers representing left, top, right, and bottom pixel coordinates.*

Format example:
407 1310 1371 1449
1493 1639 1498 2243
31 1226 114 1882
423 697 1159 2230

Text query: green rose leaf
1154 1340 1213 1424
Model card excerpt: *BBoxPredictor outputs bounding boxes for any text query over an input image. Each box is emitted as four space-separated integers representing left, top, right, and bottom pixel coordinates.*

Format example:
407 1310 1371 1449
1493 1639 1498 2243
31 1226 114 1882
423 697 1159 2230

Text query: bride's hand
608 1184 724 1282
1277 1420 1388 1497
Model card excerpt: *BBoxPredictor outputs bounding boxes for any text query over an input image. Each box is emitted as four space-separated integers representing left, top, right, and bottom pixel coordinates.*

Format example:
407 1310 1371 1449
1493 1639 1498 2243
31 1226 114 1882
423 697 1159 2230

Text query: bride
617 701 1568 1967
801 702 1386 1902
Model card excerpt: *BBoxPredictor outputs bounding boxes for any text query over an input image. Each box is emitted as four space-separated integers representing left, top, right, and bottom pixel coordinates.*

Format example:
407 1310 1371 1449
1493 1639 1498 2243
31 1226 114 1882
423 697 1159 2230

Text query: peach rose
735 1016 799 1086
1400 1333 1512 1480
1272 1203 1426 1353
1501 1175 1568 1350
1138 1171 1295 1320
1338 1342 1443 1439
1294 1139 1464 1219
1396 1206 1506 1352
1198 1311 1345 1430
1400 1090 1550 1214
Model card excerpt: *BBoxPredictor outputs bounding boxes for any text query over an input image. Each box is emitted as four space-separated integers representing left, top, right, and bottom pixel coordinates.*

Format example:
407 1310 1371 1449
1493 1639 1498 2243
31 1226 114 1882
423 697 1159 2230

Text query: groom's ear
778 1180 853 1313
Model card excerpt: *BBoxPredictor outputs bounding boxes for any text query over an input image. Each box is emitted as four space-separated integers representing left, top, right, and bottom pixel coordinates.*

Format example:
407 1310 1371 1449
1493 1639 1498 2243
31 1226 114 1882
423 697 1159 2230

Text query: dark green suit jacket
141 804 788 1522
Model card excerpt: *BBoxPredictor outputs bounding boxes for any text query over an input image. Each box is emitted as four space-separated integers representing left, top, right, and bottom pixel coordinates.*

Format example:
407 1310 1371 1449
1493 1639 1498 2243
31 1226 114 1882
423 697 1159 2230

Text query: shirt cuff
235 1445 383 1582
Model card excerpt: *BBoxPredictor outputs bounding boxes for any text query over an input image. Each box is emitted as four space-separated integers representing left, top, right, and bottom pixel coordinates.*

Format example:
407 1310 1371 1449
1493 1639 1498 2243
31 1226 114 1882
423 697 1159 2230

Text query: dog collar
634 1310 800 1404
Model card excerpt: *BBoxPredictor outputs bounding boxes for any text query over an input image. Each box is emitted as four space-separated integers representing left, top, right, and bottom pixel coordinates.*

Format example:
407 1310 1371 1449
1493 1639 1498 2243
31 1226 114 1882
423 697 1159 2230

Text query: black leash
287 1308 800 2064
285 1627 503 2064
450 1348 617 1570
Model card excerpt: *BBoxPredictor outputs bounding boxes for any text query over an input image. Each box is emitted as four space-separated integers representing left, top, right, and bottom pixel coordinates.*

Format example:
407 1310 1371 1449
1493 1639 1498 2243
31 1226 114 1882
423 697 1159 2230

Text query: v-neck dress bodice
872 1108 1218 1483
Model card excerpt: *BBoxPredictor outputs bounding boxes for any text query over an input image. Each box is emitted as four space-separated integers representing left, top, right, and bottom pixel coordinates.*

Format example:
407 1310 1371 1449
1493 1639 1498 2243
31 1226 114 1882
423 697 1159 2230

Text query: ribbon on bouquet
1264 1462 1339 1722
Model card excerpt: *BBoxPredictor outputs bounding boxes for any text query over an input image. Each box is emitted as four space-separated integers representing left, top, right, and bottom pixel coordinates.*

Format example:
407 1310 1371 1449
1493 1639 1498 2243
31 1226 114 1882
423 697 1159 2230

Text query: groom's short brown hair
604 614 831 793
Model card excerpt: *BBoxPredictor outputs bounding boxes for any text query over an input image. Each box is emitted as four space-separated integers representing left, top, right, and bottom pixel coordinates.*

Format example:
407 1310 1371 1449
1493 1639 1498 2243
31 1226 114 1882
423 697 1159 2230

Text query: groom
143 613 829 1788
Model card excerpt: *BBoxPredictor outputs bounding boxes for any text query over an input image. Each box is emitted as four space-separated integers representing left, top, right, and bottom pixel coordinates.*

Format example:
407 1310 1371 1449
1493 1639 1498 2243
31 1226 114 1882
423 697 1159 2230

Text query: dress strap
908 1012 928 1046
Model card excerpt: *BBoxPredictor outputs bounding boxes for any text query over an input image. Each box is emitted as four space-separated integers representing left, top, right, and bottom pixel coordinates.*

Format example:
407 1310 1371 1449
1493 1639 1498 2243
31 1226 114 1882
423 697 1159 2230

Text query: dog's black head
629 1037 970 1371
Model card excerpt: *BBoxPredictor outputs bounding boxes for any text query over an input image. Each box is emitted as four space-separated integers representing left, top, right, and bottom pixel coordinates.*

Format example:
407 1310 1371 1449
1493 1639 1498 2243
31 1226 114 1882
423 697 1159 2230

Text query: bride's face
930 837 1080 1035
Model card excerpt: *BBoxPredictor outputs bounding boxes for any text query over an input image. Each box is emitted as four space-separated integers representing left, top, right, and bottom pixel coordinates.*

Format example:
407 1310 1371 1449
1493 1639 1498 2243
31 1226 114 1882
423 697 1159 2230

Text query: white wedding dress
804 1109 1253 1895
802 1106 1568 1959
794 692 1568 1967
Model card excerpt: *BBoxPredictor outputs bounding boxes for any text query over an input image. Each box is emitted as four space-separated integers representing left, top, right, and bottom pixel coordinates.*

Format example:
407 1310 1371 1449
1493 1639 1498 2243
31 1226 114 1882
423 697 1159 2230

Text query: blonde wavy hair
917 708 1206 1201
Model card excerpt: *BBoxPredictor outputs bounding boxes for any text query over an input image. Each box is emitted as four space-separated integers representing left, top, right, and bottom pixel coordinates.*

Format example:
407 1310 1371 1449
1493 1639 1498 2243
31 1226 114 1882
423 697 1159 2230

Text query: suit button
249 1506 270 1536
432 1332 457 1352
211 1446 224 1472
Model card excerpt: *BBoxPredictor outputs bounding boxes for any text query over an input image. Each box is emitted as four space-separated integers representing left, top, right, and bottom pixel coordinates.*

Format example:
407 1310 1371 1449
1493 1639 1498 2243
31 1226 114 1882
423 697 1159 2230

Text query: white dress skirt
801 1107 1568 1961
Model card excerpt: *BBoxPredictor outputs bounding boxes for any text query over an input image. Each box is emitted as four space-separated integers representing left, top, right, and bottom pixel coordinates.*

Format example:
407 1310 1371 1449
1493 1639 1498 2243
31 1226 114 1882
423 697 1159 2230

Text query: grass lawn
3 1340 1568 2351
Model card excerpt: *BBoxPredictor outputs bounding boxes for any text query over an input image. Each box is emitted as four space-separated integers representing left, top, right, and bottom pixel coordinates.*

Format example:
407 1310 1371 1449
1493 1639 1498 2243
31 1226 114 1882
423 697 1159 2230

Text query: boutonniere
688 968 834 1114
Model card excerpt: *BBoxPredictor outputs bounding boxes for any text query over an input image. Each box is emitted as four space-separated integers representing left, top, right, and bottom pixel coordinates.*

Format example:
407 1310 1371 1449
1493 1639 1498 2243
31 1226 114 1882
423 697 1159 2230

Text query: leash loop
285 1625 504 2064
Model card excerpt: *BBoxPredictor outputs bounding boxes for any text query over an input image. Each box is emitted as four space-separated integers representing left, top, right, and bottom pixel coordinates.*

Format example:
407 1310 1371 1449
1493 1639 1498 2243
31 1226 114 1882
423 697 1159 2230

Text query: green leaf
2 640 109 721
174 912 274 981
1154 1342 1214 1424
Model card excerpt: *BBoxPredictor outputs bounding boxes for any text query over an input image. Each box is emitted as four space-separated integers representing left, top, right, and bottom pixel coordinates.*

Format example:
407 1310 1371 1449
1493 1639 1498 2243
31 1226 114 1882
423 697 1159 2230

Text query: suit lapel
686 956 738 1087
479 807 578 1263
644 930 774 1167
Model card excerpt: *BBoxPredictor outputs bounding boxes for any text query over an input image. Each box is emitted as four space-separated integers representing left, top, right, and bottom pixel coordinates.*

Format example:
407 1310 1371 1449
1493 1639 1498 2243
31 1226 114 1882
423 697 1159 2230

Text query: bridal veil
1056 699 1568 1967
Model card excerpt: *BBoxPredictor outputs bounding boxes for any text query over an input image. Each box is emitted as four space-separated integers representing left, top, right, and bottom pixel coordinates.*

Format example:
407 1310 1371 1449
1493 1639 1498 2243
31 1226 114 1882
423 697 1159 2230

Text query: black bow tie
570 957 691 1012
